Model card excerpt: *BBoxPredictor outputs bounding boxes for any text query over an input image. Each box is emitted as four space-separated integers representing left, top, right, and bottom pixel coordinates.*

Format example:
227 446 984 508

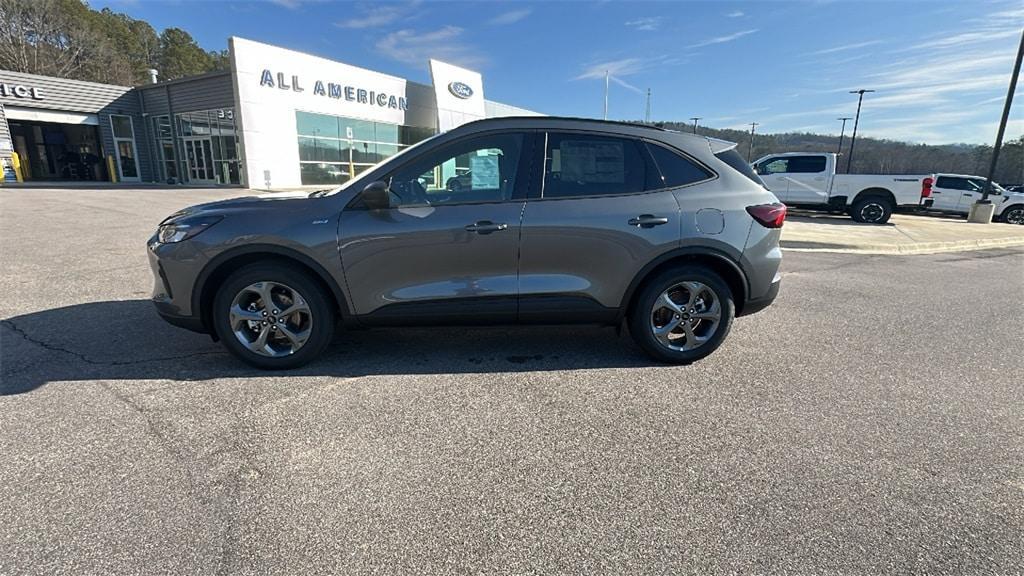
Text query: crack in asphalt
0 318 222 368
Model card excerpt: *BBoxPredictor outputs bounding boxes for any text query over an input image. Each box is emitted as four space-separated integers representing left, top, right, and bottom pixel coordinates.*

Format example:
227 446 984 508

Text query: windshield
314 132 445 197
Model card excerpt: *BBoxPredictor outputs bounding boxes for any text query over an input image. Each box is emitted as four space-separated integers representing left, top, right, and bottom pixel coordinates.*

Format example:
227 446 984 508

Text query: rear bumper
739 273 780 317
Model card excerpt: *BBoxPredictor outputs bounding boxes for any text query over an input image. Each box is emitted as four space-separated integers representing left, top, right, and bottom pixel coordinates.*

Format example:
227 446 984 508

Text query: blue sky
96 0 1023 145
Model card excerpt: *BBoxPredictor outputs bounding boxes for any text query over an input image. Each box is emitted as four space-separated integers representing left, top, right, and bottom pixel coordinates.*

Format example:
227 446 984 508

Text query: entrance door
338 131 530 321
184 138 215 182
110 115 140 182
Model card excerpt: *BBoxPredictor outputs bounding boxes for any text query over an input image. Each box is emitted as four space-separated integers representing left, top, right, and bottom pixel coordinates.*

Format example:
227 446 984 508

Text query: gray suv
148 117 784 369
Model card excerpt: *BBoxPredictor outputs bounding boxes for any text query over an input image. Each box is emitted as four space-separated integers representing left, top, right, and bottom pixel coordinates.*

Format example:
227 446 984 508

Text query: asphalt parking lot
2 188 1023 575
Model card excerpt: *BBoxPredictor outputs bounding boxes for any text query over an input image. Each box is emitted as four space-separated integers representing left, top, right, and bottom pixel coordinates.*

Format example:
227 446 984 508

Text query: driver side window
758 158 789 175
387 133 523 207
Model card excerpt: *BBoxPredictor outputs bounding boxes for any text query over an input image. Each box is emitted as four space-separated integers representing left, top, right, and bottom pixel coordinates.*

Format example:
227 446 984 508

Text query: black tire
212 263 335 369
849 196 893 224
1001 205 1024 225
628 266 735 364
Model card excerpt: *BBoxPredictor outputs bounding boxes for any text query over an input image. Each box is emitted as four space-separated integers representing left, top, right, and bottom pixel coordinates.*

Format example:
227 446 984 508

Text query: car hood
161 191 318 223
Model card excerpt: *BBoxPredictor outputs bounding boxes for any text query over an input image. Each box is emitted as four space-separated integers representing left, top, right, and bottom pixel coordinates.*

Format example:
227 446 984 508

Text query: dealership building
0 37 536 188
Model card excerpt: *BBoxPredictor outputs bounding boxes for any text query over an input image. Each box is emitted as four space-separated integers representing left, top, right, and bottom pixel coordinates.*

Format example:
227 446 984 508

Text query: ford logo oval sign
448 81 473 99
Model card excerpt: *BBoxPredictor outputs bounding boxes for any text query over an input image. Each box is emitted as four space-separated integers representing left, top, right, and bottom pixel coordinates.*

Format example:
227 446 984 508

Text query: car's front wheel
629 266 735 364
212 263 335 369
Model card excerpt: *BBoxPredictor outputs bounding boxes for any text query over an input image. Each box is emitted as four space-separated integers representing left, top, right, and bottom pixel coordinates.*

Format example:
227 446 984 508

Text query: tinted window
646 143 712 188
786 155 827 173
719 149 765 186
388 133 523 207
936 176 972 190
757 157 788 174
543 133 650 198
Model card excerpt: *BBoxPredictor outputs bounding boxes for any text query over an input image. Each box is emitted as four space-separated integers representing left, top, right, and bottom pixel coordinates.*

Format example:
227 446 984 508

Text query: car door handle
628 215 670 228
464 220 508 234
963 193 973 196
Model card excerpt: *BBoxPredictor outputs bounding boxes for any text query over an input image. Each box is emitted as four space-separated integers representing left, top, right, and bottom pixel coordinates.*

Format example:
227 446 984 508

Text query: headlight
157 215 223 244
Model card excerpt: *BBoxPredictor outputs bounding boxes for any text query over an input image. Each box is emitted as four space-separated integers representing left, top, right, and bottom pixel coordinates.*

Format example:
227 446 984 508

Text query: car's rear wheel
629 266 734 363
850 196 893 224
212 263 334 369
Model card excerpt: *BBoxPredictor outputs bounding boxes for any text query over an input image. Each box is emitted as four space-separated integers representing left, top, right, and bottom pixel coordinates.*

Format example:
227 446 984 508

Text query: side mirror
361 180 391 210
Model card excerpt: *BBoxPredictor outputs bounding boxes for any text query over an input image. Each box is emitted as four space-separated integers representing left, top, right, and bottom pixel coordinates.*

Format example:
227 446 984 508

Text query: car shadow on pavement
1 300 657 395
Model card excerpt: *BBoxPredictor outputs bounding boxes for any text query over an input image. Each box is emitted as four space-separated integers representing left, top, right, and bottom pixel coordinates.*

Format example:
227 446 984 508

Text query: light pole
603 70 609 120
980 28 1024 205
845 89 874 174
836 117 852 155
645 88 652 123
747 122 759 162
690 117 702 134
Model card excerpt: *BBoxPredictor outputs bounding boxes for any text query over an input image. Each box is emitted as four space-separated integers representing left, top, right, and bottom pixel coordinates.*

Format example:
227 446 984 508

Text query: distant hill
649 121 1024 186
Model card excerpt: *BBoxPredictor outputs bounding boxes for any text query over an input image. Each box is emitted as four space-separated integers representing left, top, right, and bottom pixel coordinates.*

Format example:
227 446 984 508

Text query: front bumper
148 235 208 334
739 273 780 317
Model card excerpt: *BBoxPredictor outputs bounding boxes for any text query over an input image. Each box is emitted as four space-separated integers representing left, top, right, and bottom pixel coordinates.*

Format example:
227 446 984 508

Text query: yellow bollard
11 151 23 182
106 155 118 183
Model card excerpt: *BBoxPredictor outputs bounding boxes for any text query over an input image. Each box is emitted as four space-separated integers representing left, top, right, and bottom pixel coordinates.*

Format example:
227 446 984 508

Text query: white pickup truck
921 174 1024 224
752 152 929 224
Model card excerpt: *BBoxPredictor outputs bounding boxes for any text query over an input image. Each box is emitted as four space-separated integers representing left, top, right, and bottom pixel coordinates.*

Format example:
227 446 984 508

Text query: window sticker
470 154 499 189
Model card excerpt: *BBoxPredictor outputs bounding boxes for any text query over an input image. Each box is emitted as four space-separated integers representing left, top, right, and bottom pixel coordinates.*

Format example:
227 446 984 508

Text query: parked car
921 174 1024 224
1005 185 1023 193
445 170 472 192
148 117 784 369
752 152 930 224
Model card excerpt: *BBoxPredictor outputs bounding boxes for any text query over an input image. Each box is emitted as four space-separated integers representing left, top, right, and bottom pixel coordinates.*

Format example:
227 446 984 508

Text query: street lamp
690 117 702 134
845 89 875 174
747 122 759 162
836 117 852 155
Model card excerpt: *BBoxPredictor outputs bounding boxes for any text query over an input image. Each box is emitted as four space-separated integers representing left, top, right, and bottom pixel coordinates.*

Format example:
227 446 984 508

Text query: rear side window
936 176 974 190
716 148 765 186
542 133 651 198
645 143 712 188
786 155 827 173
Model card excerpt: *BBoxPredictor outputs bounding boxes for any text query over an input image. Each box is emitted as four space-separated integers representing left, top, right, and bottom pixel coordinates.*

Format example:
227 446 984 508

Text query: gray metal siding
137 72 234 115
0 104 11 157
0 70 133 113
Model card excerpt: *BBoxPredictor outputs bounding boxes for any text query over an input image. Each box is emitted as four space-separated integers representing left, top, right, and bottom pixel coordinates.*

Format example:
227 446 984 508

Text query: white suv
922 174 1024 224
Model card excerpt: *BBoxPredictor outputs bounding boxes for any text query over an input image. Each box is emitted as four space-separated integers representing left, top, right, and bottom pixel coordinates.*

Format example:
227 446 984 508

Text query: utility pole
836 117 852 155
690 117 702 134
980 28 1023 204
645 88 651 123
747 122 759 162
845 89 874 174
603 70 609 120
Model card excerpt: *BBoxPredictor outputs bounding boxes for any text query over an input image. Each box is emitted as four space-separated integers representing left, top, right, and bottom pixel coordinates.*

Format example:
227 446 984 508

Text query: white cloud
811 40 883 55
687 29 758 49
625 17 662 31
725 10 744 18
336 4 414 29
572 57 666 94
376 26 486 68
488 8 532 25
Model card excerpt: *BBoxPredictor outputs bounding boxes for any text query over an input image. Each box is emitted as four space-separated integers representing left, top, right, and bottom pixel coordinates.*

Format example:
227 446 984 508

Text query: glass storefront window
297 112 340 139
295 110 435 186
169 108 241 185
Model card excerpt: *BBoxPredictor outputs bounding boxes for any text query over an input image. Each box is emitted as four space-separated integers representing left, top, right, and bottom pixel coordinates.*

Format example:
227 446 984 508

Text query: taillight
746 203 787 228
921 177 933 198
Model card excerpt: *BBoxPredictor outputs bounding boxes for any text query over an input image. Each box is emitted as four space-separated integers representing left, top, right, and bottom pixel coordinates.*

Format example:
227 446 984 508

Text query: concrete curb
781 236 1024 255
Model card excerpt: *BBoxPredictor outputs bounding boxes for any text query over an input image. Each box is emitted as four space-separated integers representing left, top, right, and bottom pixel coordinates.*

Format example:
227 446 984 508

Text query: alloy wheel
1006 208 1024 225
860 202 885 223
229 281 313 357
649 281 722 351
